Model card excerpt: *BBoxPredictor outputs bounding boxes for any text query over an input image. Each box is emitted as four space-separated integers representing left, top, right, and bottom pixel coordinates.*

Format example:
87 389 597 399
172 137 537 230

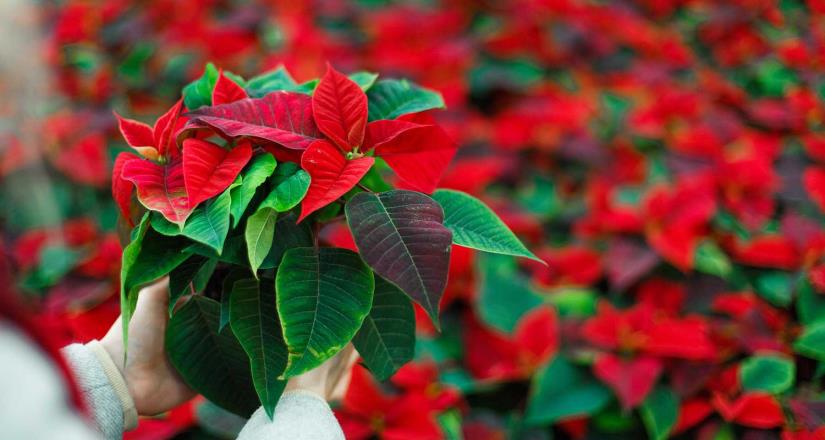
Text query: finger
134 277 170 317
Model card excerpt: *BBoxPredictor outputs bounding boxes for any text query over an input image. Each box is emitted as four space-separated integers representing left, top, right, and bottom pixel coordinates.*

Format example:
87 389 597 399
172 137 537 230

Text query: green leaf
640 387 679 440
276 247 375 377
352 276 415 380
260 212 313 269
794 322 825 361
259 163 310 212
121 214 189 345
220 268 249 332
151 213 184 236
229 278 288 419
183 62 219 110
349 71 379 91
186 232 247 266
230 155 277 227
433 189 540 262
30 245 82 288
166 296 258 417
798 278 825 326
754 271 793 307
181 190 232 254
245 208 277 275
245 66 314 97
476 253 542 333
740 354 795 394
366 79 446 120
169 255 218 315
694 241 732 279
525 356 612 426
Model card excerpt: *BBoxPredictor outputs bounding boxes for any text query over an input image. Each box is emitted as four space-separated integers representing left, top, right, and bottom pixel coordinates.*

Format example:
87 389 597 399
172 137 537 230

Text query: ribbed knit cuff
86 340 138 430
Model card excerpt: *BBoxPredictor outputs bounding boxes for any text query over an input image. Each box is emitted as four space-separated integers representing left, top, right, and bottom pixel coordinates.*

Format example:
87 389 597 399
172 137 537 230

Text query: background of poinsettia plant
3 0 825 438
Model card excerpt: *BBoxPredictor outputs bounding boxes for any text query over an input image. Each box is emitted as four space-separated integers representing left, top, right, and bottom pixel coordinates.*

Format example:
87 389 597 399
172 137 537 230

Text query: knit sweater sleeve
61 342 137 439
237 391 345 440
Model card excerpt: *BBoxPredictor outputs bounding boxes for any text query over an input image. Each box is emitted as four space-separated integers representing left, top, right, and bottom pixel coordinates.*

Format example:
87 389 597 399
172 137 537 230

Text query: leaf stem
356 183 373 193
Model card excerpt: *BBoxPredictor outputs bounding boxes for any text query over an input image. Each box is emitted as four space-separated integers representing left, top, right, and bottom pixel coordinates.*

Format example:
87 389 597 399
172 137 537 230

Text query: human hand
284 344 359 401
100 279 196 416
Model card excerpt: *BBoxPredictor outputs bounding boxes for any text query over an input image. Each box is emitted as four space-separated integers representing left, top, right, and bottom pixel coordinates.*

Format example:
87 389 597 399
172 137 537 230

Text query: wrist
284 375 327 399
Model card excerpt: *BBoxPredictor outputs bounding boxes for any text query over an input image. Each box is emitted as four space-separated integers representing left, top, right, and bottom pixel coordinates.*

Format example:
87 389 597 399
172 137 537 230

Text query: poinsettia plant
112 63 540 417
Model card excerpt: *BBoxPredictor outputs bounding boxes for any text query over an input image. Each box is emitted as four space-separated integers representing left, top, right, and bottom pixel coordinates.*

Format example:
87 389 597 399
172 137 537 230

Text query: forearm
61 341 138 439
238 390 345 440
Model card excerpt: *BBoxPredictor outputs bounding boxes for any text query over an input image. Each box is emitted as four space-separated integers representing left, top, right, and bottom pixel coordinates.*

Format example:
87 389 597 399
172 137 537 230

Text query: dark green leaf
345 190 451 326
640 387 679 440
366 79 446 120
260 212 313 269
230 155 277 227
166 296 258 417
169 255 217 315
525 357 612 426
433 189 540 262
352 276 415 380
276 247 374 377
221 268 249 332
229 278 287 418
740 354 795 394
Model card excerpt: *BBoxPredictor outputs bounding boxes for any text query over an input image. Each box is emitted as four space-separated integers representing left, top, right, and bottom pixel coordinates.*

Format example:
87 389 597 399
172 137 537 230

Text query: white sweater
0 321 345 439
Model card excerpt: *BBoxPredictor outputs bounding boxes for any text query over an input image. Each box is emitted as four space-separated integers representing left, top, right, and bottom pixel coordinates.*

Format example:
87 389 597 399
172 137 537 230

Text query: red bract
583 302 716 360
464 307 557 381
643 175 716 270
391 362 462 412
593 354 662 410
121 156 191 224
336 365 443 440
212 70 247 105
364 119 456 193
184 92 322 150
712 392 785 429
181 138 251 209
298 140 374 221
312 64 368 152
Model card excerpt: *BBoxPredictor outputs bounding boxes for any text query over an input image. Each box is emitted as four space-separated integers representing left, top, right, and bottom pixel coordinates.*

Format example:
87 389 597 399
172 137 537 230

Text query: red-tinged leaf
153 99 185 159
593 354 663 410
712 392 785 429
121 157 192 224
114 112 159 160
299 140 374 222
185 92 322 150
212 70 248 106
112 152 140 224
312 64 367 151
365 120 457 194
345 190 452 326
182 139 252 209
